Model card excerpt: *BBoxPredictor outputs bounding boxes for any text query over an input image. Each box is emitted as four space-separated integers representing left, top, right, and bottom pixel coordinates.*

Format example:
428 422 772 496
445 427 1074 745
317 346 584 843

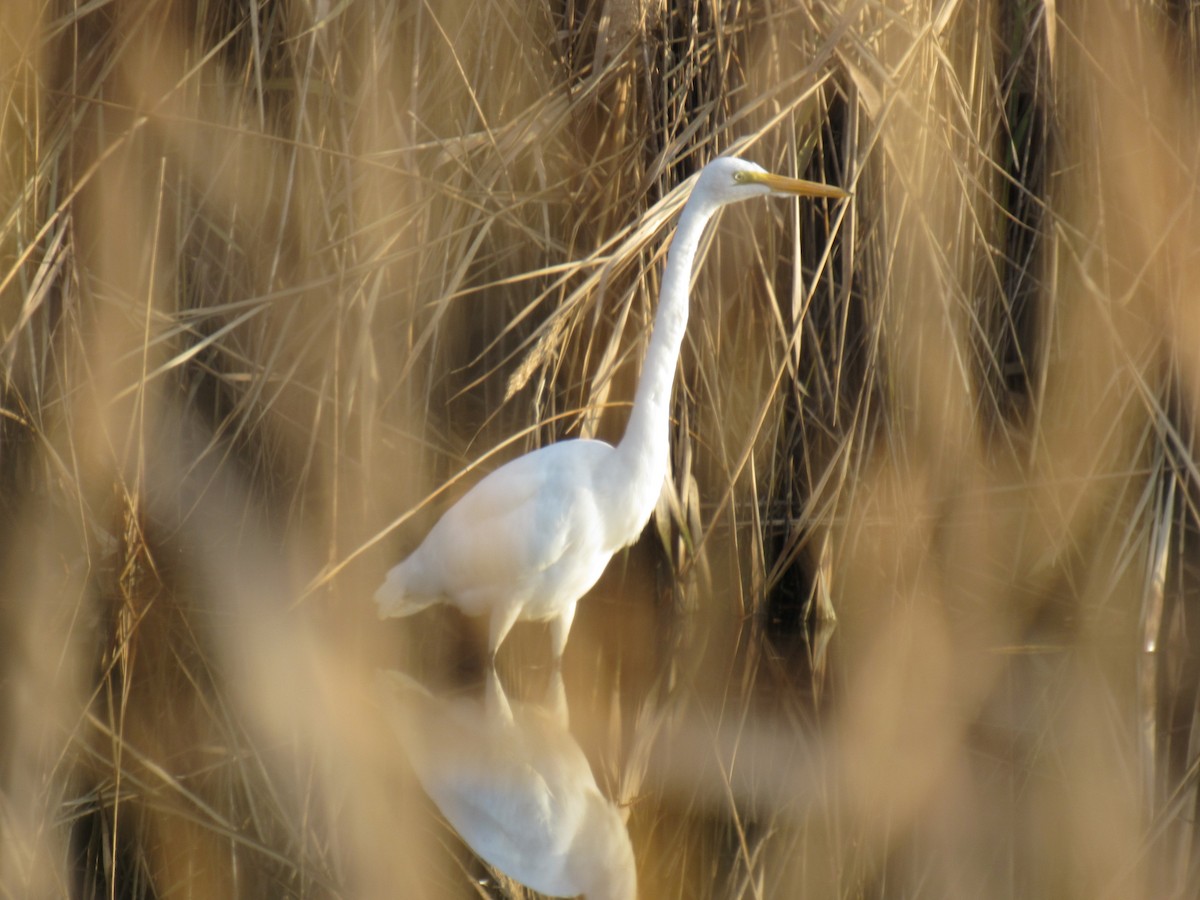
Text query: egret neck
602 188 722 549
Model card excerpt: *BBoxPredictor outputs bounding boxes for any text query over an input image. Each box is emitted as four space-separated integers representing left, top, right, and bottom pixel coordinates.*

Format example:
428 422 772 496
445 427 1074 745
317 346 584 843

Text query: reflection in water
380 669 637 900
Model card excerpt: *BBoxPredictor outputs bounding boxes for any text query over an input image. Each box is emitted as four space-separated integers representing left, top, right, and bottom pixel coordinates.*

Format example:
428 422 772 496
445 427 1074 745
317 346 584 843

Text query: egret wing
381 671 556 841
416 440 612 597
427 758 562 865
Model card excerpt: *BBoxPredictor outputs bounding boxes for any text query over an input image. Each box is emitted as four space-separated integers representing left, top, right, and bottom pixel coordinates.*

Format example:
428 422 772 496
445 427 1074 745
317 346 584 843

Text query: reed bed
3 0 1200 897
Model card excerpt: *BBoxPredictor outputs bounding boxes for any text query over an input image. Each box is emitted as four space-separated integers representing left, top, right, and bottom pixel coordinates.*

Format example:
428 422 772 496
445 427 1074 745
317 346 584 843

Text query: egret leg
545 668 568 728
549 603 577 660
483 668 515 724
487 603 523 661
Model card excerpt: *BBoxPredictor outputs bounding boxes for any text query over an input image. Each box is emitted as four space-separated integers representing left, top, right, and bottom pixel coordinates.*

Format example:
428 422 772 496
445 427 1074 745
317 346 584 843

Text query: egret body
375 157 846 658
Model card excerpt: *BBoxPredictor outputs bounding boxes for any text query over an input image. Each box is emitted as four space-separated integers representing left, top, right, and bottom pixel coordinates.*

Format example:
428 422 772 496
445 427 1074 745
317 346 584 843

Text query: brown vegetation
3 1 1200 897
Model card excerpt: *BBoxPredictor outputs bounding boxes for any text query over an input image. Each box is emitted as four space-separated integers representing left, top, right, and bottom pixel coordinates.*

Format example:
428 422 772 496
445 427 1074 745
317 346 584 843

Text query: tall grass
3 0 1200 897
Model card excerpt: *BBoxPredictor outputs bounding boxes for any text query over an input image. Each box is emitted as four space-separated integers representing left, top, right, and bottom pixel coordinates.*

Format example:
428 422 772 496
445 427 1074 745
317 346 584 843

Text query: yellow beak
746 170 850 200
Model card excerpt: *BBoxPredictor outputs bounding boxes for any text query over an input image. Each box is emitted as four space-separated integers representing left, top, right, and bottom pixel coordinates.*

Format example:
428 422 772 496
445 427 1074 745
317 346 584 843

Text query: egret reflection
380 669 636 900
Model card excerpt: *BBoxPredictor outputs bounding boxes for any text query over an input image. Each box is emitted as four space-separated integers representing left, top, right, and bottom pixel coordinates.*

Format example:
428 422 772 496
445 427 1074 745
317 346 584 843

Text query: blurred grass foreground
6 0 1200 897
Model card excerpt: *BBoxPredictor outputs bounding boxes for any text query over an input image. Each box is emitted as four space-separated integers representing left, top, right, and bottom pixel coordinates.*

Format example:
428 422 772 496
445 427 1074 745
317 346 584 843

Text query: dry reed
3 1 1200 898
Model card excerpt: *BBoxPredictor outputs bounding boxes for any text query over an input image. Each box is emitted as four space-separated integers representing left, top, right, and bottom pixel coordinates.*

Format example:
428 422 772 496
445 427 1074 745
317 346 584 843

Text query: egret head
694 156 848 208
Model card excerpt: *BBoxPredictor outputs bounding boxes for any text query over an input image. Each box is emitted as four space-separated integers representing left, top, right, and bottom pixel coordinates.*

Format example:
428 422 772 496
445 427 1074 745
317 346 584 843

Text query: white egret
376 156 847 658
380 669 636 900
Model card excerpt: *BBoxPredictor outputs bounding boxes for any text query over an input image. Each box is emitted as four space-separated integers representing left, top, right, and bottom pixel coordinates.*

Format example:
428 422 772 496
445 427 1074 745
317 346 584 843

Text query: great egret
380 669 636 900
376 156 847 658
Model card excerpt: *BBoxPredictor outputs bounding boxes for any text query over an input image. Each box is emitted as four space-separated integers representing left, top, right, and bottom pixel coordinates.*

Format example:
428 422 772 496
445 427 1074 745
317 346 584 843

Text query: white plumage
375 157 847 658
380 669 636 900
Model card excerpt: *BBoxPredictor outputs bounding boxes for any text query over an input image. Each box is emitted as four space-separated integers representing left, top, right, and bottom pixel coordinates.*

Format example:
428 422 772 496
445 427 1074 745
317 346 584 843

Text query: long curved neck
604 191 722 542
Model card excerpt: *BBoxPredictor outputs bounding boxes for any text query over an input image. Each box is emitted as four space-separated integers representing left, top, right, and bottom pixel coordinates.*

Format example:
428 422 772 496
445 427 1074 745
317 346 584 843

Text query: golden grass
3 0 1200 897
